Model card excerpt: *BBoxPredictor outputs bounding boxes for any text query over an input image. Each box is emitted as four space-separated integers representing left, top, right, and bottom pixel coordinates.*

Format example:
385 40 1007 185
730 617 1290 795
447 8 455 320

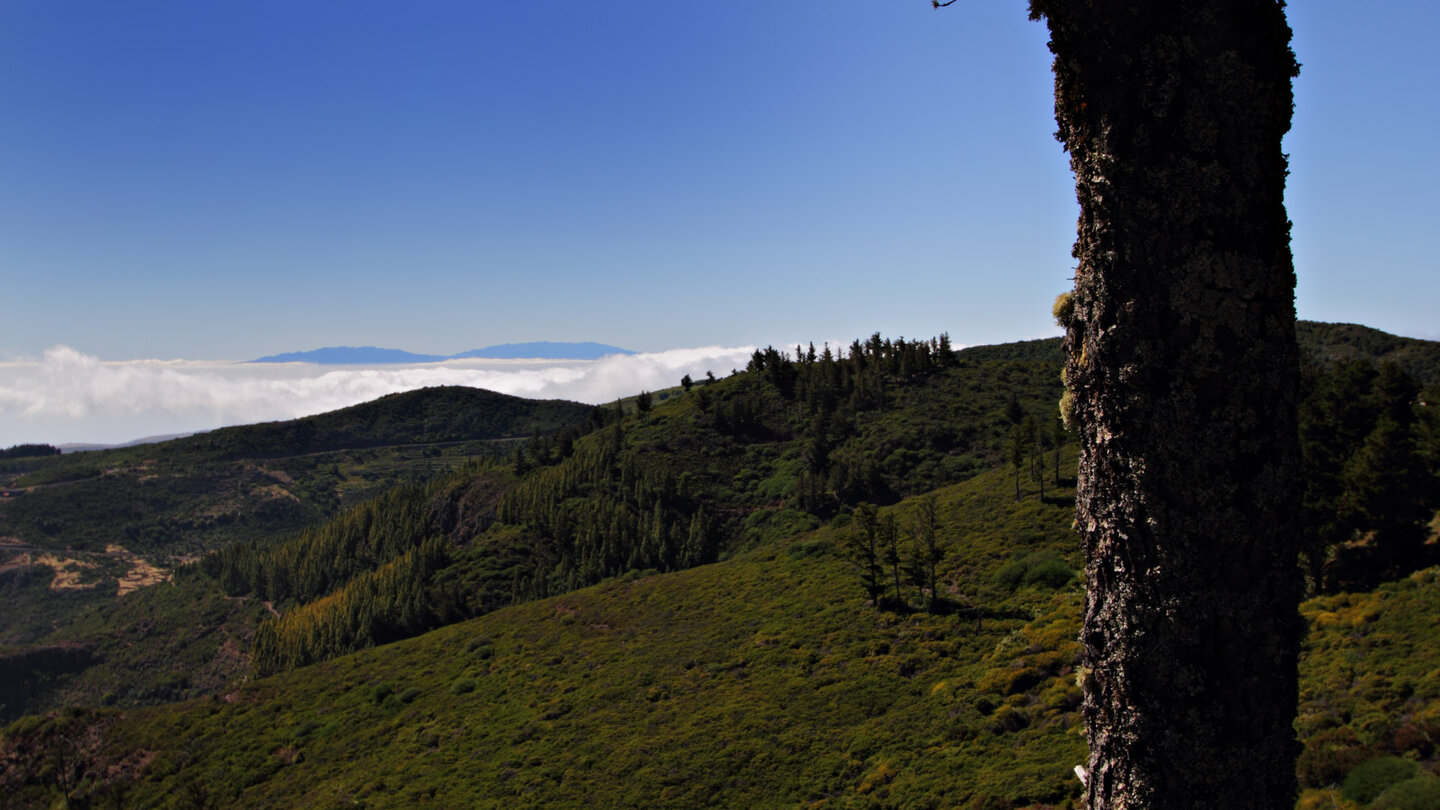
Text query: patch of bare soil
116 558 169 597
106 545 171 597
35 553 100 591
253 483 299 502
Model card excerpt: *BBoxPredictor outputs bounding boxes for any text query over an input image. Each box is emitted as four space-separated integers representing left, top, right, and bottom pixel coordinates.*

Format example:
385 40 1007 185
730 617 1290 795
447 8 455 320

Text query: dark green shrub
742 508 820 546
993 552 1074 591
369 682 395 705
449 677 477 695
986 705 1030 734
993 560 1027 591
1022 557 1074 589
1373 776 1440 810
786 537 833 560
1000 667 1045 695
1343 756 1420 805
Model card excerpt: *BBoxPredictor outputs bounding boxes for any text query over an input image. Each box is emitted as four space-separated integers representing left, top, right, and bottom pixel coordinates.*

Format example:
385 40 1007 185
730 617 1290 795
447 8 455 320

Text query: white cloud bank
0 345 759 447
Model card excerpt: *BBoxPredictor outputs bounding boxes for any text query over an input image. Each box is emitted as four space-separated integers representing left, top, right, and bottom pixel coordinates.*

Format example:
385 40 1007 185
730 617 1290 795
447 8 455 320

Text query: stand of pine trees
203 333 1067 675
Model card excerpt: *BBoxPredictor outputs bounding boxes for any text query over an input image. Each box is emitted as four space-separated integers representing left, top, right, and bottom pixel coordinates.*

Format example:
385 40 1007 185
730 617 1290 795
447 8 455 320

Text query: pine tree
1028 1 1304 805
1009 423 1026 502
1341 415 1431 577
881 513 903 609
909 493 943 613
844 504 883 602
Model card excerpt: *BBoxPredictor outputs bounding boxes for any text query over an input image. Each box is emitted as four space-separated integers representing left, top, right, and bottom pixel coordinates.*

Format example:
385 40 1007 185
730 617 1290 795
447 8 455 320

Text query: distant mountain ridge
57 433 195 454
1296 320 1440 386
253 342 634 364
451 342 634 360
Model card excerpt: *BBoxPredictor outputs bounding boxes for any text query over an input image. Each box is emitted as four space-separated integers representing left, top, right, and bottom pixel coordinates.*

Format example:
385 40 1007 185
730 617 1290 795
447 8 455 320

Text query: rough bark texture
1028 2 1303 807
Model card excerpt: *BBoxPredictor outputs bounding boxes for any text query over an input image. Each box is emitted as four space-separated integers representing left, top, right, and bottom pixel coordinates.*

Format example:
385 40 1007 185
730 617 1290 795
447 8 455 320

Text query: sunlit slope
6 449 1440 807
60 461 1090 808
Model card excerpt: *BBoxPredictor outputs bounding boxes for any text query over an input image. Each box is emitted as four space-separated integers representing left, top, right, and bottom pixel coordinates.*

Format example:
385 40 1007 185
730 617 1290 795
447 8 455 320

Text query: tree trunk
1029 2 1304 807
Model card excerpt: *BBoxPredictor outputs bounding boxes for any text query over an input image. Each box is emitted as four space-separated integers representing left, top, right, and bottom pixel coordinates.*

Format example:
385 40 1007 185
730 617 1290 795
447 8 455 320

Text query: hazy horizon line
0 343 768 448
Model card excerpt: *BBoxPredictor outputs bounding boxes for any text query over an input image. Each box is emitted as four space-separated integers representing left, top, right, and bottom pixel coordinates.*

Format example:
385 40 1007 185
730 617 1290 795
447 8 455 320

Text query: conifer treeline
0 444 61 460
498 433 715 601
745 333 955 413
497 333 963 601
746 334 969 511
250 538 451 675
1299 359 1440 592
204 479 440 603
208 332 1061 675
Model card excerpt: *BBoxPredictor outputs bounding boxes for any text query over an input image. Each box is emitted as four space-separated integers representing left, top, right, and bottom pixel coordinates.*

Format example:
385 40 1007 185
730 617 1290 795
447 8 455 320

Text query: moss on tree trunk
1029 2 1304 806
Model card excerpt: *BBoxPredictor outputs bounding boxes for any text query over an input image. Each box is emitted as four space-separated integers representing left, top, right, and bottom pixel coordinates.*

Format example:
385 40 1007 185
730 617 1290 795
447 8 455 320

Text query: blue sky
1 1 1436 363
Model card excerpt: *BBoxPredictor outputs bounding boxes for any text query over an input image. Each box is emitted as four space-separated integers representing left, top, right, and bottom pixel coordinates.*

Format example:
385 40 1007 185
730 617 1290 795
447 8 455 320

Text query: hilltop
0 386 596 557
0 387 597 718
1296 321 1440 386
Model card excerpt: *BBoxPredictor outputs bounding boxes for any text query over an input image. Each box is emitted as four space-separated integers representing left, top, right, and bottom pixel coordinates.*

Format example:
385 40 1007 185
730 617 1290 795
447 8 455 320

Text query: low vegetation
0 324 1436 808
0 388 595 722
4 454 1435 808
3 460 1092 809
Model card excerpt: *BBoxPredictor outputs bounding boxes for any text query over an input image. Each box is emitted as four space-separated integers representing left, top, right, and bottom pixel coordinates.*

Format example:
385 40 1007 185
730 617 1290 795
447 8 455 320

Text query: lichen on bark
1027 2 1304 807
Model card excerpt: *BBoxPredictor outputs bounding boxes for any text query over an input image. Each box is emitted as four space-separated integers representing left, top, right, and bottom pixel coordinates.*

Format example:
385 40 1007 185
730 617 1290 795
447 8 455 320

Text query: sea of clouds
0 344 760 448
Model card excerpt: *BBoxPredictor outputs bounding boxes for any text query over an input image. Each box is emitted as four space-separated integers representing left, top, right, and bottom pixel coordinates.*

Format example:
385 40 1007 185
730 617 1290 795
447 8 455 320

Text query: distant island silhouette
253 342 634 364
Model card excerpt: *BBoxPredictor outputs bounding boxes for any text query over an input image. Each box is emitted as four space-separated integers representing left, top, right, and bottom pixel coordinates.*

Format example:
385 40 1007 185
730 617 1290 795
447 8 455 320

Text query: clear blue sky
2 0 1436 361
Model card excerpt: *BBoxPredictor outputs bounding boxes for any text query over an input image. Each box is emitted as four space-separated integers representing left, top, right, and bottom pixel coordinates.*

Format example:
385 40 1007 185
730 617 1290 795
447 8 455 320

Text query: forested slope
222 325 1440 683
5 460 1092 809
1297 321 1440 387
215 336 1069 677
4 457 1437 809
0 325 1437 808
0 387 596 722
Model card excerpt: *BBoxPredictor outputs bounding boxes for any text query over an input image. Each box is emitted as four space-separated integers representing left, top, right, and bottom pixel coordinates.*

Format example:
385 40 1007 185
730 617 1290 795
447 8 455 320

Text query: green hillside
0 325 1436 808
3 461 1091 809
166 386 598 462
1297 321 1440 387
4 459 1438 808
0 335 1066 724
211 336 1066 680
0 388 596 722
212 326 1436 689
0 386 595 559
